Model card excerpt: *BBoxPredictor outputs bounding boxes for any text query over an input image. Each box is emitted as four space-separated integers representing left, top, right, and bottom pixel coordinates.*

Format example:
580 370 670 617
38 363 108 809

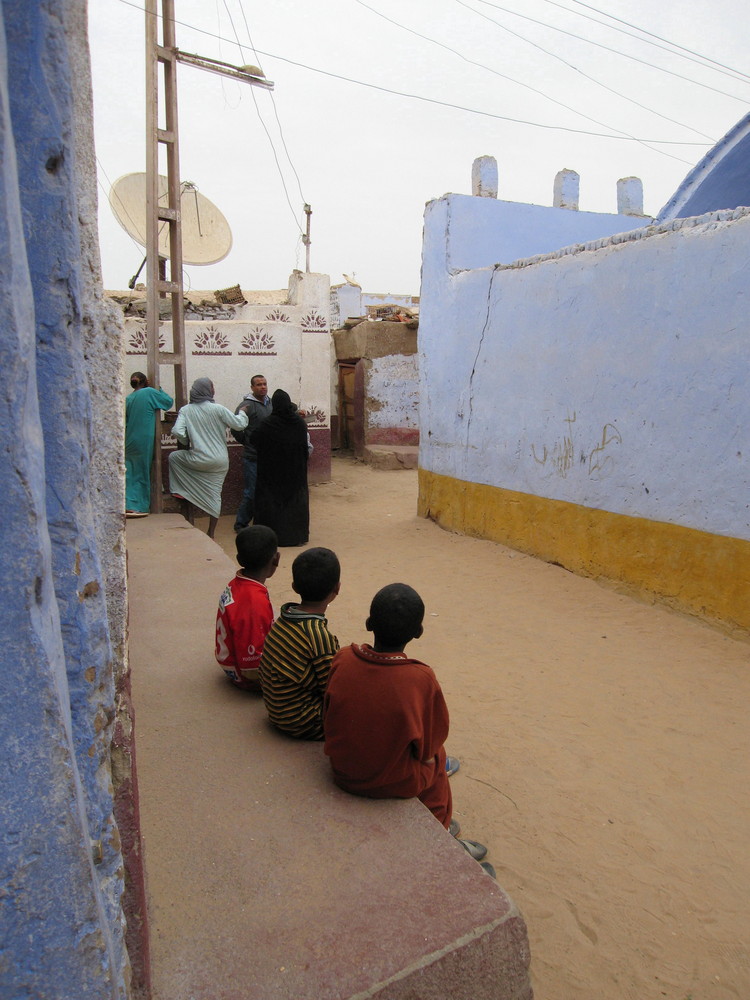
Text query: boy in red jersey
215 525 279 691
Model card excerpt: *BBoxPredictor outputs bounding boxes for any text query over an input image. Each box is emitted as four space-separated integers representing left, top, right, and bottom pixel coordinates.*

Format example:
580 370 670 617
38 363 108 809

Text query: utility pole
303 203 312 272
144 0 273 511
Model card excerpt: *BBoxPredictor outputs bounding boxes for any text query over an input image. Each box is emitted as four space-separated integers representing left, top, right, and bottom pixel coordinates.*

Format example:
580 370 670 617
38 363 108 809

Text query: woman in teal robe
125 372 173 514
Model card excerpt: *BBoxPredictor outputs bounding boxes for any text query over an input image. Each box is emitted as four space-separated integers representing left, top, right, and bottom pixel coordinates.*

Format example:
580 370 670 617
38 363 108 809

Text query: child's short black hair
292 547 340 601
368 583 424 646
235 525 278 572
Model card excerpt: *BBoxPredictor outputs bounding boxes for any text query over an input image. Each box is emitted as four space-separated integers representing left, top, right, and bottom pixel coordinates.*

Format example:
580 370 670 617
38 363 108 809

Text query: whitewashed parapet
501 204 750 271
121 315 330 429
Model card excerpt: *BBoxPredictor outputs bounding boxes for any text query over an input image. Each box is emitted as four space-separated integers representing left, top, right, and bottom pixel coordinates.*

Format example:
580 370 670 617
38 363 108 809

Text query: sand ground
209 455 750 1000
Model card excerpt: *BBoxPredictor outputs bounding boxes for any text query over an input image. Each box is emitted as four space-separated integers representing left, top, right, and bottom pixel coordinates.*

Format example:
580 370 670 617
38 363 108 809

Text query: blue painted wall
0 2 127 996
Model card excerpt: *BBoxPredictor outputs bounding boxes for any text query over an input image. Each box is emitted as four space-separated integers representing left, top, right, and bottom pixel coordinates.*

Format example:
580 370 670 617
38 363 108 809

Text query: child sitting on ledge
323 582 452 827
215 525 279 692
259 547 340 740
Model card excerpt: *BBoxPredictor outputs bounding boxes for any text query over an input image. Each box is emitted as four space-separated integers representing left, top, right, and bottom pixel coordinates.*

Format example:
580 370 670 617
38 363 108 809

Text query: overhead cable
113 0 712 147
557 0 750 84
469 0 750 103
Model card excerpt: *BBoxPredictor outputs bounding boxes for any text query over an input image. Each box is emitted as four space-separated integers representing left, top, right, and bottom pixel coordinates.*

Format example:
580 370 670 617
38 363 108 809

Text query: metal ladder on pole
143 0 273 513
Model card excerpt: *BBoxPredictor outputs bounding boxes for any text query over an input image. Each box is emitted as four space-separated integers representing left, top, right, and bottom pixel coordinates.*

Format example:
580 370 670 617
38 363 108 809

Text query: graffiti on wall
532 413 622 479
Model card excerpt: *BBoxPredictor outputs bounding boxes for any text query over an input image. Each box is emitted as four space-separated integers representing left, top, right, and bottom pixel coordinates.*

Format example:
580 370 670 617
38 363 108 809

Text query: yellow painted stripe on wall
418 469 750 633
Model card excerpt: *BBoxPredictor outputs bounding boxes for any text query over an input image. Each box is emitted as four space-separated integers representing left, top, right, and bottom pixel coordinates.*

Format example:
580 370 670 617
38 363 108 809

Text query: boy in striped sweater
259 547 340 740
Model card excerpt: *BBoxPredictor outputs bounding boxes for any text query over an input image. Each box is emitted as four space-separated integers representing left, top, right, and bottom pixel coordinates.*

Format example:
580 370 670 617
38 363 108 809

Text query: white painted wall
419 200 750 542
120 271 332 429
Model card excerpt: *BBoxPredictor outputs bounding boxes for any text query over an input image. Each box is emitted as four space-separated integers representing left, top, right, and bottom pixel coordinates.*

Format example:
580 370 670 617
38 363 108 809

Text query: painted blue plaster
0 2 126 996
419 192 750 541
434 192 648 274
657 112 750 221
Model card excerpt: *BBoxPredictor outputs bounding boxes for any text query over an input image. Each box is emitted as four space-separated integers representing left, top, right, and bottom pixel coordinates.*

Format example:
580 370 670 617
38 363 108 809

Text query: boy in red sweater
324 584 492 872
215 525 279 691
323 583 452 827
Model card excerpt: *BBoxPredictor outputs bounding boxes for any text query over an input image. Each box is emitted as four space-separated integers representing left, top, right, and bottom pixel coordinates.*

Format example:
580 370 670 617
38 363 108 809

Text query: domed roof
656 112 750 222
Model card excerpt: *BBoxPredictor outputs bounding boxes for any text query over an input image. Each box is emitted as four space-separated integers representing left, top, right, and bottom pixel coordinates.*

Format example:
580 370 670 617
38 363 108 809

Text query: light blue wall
432 192 647 273
0 2 127 996
419 193 750 542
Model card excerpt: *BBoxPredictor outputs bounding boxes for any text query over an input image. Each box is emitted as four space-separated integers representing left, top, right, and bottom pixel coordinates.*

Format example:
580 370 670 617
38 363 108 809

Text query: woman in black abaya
250 389 310 546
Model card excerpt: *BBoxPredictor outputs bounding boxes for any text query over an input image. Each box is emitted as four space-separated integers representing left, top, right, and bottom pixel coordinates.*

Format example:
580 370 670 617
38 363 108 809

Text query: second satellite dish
108 172 233 266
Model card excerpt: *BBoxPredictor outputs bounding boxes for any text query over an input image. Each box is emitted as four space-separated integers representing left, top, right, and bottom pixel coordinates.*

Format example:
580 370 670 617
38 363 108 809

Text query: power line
557 0 750 85
113 0 712 146
353 0 701 165
235 0 308 205
468 0 750 104
219 0 304 233
451 0 715 142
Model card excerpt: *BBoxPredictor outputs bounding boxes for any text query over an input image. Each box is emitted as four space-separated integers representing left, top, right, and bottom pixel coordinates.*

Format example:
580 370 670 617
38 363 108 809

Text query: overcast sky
88 0 750 295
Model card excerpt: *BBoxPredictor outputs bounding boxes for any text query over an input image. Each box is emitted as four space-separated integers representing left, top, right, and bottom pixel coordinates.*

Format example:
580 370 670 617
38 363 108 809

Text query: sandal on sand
125 511 149 518
445 756 460 777
458 839 488 861
448 818 461 838
480 861 497 879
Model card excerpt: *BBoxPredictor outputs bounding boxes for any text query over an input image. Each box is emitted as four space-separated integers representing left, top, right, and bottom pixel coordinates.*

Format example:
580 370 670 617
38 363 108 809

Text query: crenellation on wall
617 176 645 216
471 155 498 198
553 168 580 210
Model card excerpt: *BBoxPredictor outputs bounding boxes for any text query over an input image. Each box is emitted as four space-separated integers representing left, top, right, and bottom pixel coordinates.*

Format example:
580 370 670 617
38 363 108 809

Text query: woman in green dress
125 372 173 515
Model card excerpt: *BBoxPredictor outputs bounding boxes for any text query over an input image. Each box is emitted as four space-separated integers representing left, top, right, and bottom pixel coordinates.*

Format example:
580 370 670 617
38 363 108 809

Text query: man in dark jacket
233 374 272 531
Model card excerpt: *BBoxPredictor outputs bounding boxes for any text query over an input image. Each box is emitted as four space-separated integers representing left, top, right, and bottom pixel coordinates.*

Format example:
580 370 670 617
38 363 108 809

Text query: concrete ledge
362 445 419 470
126 515 533 1000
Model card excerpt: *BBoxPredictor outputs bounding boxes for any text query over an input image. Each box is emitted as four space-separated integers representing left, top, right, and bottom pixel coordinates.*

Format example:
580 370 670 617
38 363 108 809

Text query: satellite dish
108 172 233 265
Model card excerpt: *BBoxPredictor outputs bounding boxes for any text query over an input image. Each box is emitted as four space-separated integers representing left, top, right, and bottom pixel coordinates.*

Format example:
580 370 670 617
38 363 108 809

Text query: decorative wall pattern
192 325 231 356
239 327 277 356
126 321 166 355
302 404 327 427
301 310 328 333
266 308 290 323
